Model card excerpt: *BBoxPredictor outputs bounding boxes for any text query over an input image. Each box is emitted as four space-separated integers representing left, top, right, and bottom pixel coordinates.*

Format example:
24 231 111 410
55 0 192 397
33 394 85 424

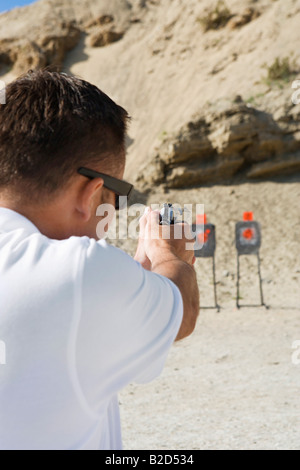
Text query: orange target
243 212 254 221
197 228 211 244
236 212 261 255
242 228 254 240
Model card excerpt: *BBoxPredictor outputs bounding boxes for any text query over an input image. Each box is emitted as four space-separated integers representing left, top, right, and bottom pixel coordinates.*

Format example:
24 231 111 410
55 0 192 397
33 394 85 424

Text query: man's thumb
145 208 160 239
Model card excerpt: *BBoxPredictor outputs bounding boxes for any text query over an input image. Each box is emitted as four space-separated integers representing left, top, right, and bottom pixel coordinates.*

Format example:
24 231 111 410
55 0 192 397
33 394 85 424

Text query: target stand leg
196 257 220 312
257 253 269 309
212 255 220 312
236 254 241 309
236 252 269 310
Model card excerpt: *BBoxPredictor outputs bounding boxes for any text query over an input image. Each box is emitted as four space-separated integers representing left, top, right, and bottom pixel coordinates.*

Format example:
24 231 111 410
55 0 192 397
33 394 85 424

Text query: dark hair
0 69 130 199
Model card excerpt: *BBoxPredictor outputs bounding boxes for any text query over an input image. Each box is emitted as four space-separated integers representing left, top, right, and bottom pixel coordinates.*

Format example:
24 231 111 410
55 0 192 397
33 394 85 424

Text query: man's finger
138 207 150 238
145 209 160 239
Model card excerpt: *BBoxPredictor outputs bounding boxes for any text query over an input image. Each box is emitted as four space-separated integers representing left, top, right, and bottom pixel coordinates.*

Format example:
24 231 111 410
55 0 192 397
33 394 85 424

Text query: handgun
159 203 176 225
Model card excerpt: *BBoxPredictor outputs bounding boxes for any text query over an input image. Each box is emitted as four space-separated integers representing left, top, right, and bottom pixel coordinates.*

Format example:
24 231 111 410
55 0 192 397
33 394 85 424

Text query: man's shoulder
42 235 135 271
80 237 143 281
76 236 133 263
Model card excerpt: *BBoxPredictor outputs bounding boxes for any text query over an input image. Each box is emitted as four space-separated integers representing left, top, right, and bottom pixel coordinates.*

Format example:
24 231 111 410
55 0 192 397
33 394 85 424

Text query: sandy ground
120 307 300 450
113 180 300 450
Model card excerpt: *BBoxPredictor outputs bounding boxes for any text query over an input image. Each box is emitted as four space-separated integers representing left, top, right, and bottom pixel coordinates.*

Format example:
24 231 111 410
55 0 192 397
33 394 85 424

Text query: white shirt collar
0 207 41 235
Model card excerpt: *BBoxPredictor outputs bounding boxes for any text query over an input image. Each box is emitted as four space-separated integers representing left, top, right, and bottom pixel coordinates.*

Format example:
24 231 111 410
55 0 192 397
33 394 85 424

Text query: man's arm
151 252 199 341
135 208 200 341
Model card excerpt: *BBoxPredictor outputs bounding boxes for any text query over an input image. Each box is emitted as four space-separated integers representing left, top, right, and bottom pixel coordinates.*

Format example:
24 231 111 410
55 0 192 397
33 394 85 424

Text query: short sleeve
75 239 183 412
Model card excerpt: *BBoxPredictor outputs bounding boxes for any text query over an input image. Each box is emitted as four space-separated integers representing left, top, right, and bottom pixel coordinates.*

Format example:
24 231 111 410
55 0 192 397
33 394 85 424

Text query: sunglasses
78 167 134 210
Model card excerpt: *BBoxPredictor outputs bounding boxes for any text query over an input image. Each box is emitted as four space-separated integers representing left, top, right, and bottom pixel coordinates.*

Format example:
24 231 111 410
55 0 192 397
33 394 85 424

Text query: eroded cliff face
137 97 300 188
0 0 299 187
0 0 134 75
0 22 81 73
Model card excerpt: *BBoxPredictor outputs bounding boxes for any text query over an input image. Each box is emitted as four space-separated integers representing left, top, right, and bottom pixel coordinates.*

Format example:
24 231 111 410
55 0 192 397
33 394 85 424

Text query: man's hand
143 208 196 267
134 207 196 269
134 207 152 270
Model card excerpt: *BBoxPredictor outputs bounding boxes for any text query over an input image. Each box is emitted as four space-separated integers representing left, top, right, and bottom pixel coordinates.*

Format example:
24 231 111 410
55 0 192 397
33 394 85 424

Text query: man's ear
77 177 104 222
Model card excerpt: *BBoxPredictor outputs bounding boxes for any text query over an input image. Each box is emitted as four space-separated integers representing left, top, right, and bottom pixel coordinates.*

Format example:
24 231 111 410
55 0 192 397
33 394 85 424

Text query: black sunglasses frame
78 167 134 210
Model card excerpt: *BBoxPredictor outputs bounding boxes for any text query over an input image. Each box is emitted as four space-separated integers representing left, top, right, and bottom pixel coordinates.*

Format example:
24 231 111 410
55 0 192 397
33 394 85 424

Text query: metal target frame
193 222 220 312
235 214 268 309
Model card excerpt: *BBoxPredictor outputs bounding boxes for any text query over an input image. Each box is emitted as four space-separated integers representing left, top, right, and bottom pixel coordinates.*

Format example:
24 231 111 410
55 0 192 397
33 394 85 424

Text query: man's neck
0 196 71 240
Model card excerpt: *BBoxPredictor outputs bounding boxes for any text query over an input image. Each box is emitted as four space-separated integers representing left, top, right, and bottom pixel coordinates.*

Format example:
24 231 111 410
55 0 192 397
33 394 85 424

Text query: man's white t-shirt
0 208 183 450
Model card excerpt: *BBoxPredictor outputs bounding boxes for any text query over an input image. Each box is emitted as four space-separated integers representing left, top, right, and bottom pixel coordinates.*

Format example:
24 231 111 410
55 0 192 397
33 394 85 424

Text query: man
0 70 199 450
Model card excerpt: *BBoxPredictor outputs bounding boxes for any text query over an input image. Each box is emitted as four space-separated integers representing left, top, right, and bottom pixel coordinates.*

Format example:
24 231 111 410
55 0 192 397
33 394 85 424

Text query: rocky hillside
0 0 134 74
0 0 300 188
138 95 300 188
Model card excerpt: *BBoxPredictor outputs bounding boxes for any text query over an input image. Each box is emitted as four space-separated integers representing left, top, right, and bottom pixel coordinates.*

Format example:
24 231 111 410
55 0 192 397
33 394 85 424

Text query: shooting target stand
235 212 268 310
193 215 220 312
